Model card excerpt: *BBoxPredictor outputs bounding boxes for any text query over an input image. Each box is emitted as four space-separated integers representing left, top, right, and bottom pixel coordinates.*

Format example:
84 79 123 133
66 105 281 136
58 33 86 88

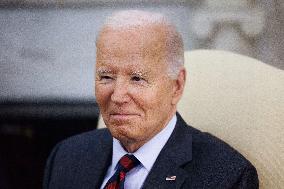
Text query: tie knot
118 154 140 172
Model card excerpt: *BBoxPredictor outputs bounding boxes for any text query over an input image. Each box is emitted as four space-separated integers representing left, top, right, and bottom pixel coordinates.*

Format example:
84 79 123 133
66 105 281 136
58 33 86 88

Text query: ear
171 68 186 105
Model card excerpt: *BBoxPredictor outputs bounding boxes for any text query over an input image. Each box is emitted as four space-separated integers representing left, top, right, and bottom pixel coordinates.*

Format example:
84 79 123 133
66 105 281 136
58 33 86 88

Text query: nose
111 79 131 104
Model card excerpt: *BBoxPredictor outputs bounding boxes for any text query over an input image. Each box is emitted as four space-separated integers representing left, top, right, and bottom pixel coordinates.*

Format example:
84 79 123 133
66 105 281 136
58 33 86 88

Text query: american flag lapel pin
166 175 176 181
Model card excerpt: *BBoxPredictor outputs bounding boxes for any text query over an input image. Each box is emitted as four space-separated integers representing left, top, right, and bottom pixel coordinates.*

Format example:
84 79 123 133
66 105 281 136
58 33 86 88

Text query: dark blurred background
0 0 283 189
0 98 99 189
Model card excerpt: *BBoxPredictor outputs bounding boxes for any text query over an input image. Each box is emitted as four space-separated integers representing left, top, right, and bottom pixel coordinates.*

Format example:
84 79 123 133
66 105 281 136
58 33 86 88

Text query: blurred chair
97 50 284 188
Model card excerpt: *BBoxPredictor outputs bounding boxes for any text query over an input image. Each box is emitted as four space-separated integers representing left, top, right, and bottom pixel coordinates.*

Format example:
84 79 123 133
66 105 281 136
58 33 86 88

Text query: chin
112 127 141 143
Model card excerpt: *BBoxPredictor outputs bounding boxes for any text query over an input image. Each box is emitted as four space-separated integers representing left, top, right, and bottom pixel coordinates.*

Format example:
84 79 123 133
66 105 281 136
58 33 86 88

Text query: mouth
109 113 140 121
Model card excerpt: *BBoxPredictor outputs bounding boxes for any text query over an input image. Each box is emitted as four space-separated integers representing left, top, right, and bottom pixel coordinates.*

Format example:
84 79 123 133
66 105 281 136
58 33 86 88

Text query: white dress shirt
100 114 177 189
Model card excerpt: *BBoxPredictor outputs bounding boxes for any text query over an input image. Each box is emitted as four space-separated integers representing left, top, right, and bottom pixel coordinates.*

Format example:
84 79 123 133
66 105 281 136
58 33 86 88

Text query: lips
109 112 140 121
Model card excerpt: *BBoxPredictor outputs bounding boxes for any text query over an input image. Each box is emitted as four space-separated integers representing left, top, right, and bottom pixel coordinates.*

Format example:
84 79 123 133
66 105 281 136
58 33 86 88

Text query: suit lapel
142 113 193 189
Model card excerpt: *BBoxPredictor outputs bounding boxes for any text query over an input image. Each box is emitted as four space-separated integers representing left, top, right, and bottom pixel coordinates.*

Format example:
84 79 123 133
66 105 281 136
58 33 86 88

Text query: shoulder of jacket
188 128 252 172
56 128 111 152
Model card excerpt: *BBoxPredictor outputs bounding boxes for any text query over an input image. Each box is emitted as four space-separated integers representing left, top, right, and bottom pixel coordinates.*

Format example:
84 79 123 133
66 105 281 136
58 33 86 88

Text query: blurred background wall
0 0 283 100
0 0 283 189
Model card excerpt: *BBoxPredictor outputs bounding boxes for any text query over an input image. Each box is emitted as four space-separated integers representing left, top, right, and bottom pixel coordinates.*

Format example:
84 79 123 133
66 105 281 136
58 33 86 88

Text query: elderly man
43 10 258 189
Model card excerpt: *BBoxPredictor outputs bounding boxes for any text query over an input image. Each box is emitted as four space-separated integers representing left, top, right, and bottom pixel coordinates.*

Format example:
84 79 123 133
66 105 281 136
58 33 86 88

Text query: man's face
95 25 179 147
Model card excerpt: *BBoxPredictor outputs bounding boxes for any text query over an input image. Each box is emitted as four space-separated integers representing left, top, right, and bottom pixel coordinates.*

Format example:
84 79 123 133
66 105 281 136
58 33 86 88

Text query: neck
121 140 145 153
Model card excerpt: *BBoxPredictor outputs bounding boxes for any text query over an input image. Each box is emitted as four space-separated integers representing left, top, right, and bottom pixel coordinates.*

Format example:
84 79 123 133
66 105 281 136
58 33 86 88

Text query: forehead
97 25 168 57
96 25 169 71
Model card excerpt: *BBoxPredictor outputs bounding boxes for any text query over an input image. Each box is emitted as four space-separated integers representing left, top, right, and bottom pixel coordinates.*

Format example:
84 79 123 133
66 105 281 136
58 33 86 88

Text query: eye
97 75 114 83
130 75 148 85
100 75 113 80
131 76 143 82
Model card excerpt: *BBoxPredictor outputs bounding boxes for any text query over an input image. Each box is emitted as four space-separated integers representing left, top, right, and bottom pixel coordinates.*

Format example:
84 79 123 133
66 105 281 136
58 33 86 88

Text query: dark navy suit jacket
43 113 258 189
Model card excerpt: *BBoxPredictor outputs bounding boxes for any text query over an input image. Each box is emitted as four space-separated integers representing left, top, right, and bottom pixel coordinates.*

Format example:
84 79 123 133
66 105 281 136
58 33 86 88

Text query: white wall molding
191 1 265 57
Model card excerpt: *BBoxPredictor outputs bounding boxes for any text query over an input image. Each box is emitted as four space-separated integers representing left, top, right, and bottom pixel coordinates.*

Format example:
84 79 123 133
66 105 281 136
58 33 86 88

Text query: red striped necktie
104 154 140 189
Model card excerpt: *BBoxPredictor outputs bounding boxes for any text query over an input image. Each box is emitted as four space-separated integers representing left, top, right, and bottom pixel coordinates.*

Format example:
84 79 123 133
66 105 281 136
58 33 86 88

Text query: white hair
98 10 184 79
105 10 166 28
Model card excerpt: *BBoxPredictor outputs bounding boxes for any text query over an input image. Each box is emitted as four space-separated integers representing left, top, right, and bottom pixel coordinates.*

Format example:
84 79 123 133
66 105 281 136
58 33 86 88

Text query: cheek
129 87 154 104
129 86 163 116
144 85 173 114
95 84 112 108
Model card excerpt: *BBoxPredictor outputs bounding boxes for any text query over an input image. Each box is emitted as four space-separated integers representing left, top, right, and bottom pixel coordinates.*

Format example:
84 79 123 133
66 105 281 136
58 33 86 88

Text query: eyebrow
96 68 151 77
130 70 150 77
96 68 113 74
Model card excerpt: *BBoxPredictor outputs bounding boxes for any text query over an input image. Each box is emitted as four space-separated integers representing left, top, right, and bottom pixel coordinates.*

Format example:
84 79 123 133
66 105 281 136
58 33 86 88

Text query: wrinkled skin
95 24 185 152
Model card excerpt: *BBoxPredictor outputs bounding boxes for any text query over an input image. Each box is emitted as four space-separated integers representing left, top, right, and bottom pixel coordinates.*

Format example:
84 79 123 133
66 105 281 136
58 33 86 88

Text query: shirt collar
111 114 177 172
